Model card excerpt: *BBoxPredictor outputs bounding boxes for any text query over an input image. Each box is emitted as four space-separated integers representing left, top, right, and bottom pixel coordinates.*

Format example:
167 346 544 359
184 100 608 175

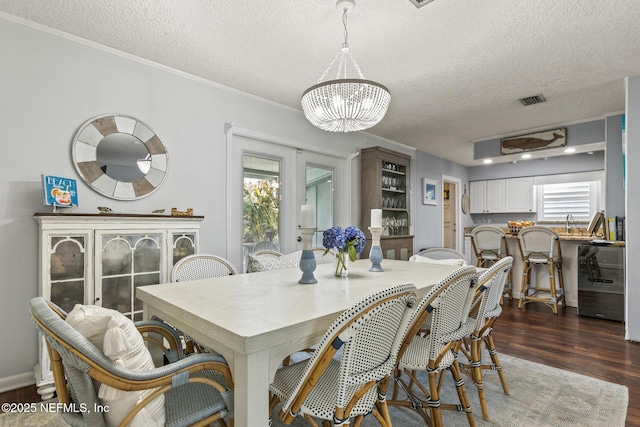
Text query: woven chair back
400 266 478 366
517 226 561 261
472 257 513 333
414 247 468 263
471 225 508 255
280 283 417 418
170 253 238 282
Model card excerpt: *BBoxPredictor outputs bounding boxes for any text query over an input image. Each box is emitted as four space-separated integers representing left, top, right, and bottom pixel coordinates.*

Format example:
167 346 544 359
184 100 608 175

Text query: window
535 171 603 222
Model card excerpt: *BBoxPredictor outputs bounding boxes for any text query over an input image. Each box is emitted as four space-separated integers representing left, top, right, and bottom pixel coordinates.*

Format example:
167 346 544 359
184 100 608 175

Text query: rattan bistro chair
389 266 479 427
168 253 239 354
470 225 512 300
171 253 239 282
412 247 468 264
29 297 234 427
269 284 417 427
517 226 566 314
457 257 513 421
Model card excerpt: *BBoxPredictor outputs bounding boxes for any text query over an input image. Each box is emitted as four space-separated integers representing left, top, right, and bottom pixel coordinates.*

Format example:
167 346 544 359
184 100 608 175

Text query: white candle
371 209 382 228
301 205 316 228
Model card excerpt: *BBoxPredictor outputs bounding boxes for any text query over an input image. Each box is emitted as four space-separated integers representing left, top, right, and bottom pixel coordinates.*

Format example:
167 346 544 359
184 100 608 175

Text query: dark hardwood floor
493 299 640 426
2 299 639 424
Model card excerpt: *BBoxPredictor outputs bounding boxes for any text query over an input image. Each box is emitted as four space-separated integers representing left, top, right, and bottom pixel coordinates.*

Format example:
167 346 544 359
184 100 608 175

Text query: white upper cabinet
470 179 505 213
470 177 535 214
505 177 536 212
486 179 506 213
470 181 487 213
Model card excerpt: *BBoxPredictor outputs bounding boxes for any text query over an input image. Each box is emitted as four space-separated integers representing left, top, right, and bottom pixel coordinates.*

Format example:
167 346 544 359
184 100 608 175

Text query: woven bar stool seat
517 226 566 314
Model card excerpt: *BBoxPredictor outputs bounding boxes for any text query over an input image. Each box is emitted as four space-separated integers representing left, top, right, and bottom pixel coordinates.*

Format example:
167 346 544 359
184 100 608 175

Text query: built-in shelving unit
360 147 413 260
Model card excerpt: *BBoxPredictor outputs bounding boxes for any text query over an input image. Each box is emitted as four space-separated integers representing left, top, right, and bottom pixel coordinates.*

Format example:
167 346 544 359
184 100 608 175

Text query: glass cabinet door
98 233 162 321
49 235 87 313
172 232 197 266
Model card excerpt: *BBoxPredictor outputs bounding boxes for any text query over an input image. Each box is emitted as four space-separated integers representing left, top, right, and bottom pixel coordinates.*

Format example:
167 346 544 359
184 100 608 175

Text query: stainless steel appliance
577 243 625 321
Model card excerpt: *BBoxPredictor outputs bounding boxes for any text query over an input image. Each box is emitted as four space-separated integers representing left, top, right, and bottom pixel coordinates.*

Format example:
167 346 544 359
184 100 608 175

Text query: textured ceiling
2 0 640 166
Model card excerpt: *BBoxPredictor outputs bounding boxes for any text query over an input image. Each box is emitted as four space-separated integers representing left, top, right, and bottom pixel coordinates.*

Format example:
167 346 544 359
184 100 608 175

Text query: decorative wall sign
422 178 437 205
501 128 566 155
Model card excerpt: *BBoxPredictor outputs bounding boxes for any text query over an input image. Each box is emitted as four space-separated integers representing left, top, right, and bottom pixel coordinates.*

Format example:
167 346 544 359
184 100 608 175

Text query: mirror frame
71 114 169 200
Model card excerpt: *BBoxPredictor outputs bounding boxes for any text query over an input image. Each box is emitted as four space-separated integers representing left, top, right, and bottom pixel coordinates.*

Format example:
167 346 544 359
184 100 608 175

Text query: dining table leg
232 348 272 426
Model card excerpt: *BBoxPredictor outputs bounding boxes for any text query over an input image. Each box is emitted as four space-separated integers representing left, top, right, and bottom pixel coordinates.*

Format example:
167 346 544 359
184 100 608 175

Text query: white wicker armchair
389 266 479 427
457 256 513 421
269 284 417 426
30 297 234 427
171 253 239 282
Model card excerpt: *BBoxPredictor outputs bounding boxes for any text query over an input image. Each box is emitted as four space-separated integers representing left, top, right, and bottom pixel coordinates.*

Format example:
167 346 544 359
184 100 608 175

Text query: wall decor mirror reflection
71 114 168 200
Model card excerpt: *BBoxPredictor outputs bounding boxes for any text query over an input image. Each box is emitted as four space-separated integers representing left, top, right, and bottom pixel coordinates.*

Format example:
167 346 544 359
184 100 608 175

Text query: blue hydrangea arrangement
322 225 366 262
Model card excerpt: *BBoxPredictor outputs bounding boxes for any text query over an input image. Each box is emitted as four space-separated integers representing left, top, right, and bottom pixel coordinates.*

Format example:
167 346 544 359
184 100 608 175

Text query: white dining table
137 258 462 427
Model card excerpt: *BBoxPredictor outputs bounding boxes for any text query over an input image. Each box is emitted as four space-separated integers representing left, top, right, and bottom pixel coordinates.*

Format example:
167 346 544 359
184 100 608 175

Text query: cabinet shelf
383 169 406 176
381 188 406 194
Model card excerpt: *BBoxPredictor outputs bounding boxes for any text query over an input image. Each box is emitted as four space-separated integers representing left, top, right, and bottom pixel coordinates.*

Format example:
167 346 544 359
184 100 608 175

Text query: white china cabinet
33 213 203 399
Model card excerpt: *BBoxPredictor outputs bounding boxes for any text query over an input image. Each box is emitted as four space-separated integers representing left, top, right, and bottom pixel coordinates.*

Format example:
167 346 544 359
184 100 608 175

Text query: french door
228 132 345 271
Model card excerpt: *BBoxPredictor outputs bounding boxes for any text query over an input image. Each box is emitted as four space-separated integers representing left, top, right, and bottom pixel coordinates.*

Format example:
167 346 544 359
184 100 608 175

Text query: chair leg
485 333 509 396
428 370 444 427
518 261 530 309
450 359 476 427
469 335 489 421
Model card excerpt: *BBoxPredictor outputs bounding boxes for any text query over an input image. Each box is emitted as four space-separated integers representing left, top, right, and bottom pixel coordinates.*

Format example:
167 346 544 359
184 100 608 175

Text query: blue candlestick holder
368 226 384 272
298 227 318 284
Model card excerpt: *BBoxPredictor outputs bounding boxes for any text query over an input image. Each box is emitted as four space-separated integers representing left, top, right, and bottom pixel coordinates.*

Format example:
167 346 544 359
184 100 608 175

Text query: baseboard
0 372 35 393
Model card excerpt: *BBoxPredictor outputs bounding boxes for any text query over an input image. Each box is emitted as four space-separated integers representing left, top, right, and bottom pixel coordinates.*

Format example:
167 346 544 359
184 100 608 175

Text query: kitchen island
465 227 594 308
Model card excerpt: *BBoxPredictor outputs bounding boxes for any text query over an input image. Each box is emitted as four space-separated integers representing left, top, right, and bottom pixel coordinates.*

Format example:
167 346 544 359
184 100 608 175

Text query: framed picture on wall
422 178 437 205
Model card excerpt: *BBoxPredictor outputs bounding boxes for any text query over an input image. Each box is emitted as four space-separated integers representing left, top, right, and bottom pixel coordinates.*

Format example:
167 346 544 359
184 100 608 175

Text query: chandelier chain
342 7 349 49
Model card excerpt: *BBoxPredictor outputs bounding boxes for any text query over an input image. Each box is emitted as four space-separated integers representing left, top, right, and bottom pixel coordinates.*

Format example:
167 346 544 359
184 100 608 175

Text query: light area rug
0 354 628 427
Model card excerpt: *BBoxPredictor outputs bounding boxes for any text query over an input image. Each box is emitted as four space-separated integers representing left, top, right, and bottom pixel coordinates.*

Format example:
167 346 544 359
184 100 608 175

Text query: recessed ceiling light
587 151 594 155
521 153 532 159
483 159 493 164
564 147 576 153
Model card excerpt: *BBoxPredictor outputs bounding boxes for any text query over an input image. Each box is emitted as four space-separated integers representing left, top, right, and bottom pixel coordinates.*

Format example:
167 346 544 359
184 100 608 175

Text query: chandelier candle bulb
301 205 316 228
371 209 382 228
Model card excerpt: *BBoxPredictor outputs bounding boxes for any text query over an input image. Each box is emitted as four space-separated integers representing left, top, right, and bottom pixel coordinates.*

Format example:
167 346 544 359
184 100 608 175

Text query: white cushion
409 255 466 266
66 305 165 427
248 250 302 272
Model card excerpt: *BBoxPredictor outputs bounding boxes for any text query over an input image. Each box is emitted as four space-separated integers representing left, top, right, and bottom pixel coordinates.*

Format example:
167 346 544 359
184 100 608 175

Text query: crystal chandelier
301 0 391 133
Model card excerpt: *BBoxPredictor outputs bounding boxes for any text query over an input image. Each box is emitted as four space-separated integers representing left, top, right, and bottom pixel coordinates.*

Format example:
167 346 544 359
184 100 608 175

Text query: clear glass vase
334 252 349 277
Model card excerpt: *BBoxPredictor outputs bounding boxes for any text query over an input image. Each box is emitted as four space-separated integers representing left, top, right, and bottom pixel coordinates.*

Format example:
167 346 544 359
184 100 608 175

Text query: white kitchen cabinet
470 177 534 213
505 177 536 212
470 179 505 213
33 213 203 399
470 181 487 213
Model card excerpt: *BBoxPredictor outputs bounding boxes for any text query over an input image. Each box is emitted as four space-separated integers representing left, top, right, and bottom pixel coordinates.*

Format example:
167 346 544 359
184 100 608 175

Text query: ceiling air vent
408 0 437 8
519 94 546 106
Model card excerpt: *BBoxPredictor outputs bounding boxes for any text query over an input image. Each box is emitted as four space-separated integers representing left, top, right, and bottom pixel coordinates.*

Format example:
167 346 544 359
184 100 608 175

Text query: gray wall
0 17 421 386
413 150 472 250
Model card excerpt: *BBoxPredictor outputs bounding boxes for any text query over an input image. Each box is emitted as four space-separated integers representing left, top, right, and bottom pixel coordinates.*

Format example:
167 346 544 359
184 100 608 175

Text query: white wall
0 16 417 385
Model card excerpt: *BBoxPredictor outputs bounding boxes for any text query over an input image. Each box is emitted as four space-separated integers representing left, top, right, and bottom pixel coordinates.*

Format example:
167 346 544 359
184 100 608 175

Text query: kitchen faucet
565 213 575 234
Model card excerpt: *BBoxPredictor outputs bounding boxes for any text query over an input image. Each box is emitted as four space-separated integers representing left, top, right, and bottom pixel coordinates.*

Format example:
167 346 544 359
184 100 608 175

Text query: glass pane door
306 165 333 246
243 155 281 268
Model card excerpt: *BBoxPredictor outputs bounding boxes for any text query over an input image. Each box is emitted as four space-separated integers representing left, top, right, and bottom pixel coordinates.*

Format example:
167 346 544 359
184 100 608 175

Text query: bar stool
470 225 512 300
517 226 566 314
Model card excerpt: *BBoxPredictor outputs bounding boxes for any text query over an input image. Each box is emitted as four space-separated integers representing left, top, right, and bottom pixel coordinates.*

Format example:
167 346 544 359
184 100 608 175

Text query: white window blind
537 181 600 222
